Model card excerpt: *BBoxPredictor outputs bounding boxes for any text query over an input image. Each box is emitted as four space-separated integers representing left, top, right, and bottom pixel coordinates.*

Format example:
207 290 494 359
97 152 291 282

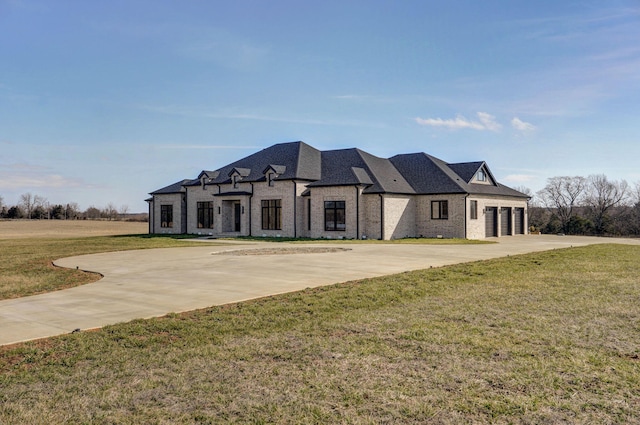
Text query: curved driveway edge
1 235 638 346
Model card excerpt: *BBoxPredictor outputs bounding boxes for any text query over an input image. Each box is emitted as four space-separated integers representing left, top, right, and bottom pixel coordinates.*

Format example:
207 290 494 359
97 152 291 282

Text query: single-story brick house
147 141 529 239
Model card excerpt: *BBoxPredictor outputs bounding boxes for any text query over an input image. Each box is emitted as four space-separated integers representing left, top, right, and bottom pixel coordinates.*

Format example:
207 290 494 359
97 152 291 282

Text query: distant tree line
0 192 147 222
523 175 640 237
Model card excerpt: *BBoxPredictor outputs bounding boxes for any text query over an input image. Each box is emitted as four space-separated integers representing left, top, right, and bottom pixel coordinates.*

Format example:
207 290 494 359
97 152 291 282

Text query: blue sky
1 0 639 212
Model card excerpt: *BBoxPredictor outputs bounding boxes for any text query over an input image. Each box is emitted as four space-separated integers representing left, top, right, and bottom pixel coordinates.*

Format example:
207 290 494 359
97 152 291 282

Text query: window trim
160 204 173 228
324 200 346 231
470 200 478 220
261 199 282 230
197 201 214 229
476 169 487 182
431 200 448 220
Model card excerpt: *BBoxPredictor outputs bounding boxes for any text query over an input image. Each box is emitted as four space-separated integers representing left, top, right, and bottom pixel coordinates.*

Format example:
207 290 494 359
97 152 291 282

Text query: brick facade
148 142 529 240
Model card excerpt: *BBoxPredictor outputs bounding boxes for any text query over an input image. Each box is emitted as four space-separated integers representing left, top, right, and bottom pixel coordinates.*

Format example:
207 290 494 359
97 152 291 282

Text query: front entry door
234 203 241 232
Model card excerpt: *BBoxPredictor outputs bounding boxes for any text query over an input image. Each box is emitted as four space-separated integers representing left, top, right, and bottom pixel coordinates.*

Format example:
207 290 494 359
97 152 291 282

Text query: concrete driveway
1 235 638 346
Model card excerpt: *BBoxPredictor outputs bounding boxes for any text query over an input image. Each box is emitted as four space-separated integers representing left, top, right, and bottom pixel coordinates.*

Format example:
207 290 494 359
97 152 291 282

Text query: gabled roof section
228 167 251 178
208 141 322 184
183 170 219 187
198 170 219 180
307 148 414 194
262 164 287 175
351 167 374 185
149 179 190 195
390 153 529 198
448 161 485 183
389 153 468 194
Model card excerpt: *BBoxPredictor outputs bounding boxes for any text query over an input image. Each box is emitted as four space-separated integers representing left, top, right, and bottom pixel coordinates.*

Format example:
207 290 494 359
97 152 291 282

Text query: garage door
501 207 512 236
514 208 525 234
485 207 498 237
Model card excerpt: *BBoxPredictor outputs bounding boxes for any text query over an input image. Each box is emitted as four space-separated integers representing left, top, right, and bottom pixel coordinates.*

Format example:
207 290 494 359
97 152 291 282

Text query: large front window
161 205 173 228
197 201 213 228
261 199 282 230
325 201 345 231
431 200 448 220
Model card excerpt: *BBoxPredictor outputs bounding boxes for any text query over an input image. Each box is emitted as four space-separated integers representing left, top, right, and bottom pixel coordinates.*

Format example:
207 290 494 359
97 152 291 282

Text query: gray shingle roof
149 179 191 195
448 161 485 183
307 148 414 194
390 153 529 198
208 141 321 184
151 142 528 199
390 153 467 194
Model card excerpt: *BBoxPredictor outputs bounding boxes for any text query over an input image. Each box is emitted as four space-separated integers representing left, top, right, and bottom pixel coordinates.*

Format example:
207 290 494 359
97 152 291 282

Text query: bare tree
66 202 80 219
537 176 587 234
104 203 118 221
513 186 533 198
84 206 101 220
20 193 48 219
119 204 130 220
583 174 628 235
20 193 35 219
632 181 640 206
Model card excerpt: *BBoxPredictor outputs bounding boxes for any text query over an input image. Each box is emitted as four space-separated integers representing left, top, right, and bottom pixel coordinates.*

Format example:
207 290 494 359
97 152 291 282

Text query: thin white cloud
415 112 502 132
511 117 536 132
477 112 502 131
157 144 261 150
502 174 536 183
135 104 386 128
0 173 84 190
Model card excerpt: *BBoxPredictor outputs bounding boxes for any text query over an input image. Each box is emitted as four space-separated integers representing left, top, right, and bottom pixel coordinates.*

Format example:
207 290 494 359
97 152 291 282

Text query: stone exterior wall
151 193 185 234
153 182 528 240
185 184 216 235
251 179 297 237
383 194 416 240
416 194 467 238
361 194 381 240
308 186 360 239
466 196 529 239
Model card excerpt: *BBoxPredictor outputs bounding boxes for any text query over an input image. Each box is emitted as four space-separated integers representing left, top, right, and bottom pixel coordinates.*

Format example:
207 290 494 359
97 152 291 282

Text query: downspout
148 197 153 234
464 194 469 239
379 193 384 240
249 183 253 236
183 191 187 235
355 185 360 239
293 181 297 238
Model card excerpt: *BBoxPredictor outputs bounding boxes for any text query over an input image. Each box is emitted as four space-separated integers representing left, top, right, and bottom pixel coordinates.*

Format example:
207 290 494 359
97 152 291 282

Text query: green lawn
1 243 639 423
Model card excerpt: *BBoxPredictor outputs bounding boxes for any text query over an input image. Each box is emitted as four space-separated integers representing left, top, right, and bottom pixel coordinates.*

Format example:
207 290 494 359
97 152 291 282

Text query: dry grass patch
1 244 639 423
0 219 148 239
0 235 208 300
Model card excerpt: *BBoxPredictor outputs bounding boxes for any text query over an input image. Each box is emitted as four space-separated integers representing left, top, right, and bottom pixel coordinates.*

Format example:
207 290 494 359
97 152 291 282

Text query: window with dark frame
431 200 448 220
261 199 282 230
197 201 214 228
307 198 311 231
470 200 478 220
268 173 274 187
324 200 346 231
160 205 173 228
232 175 239 189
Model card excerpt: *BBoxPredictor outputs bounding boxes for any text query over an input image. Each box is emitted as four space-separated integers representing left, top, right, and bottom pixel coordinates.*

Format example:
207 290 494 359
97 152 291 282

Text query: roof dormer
228 167 251 188
198 170 219 189
262 164 286 186
471 164 495 185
